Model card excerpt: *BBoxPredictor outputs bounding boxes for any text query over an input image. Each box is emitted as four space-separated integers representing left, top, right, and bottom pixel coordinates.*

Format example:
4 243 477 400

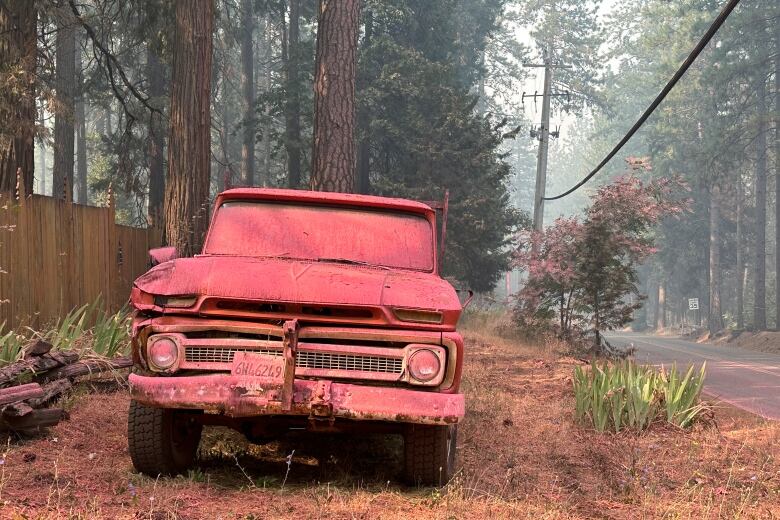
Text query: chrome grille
184 346 403 374
185 346 280 364
296 351 402 373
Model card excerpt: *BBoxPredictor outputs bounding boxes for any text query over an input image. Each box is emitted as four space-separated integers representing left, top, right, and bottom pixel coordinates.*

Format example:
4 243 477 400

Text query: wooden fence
0 188 162 330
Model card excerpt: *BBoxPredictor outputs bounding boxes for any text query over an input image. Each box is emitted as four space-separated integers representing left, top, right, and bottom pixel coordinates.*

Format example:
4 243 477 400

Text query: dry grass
0 317 778 519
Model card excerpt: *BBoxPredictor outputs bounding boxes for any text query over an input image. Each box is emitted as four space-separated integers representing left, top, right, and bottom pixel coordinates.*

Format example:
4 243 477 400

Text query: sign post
687 298 699 334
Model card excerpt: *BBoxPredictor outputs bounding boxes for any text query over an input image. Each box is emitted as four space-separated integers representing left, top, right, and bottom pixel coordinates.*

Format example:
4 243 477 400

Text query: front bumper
129 373 465 426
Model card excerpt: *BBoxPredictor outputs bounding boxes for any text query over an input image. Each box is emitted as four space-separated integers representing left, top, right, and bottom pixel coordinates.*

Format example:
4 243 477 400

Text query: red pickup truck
127 188 465 485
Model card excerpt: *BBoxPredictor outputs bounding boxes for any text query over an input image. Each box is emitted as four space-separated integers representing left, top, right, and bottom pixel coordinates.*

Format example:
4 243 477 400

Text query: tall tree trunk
53 15 76 201
165 0 214 257
356 8 372 194
147 42 166 223
75 37 88 204
285 0 302 188
310 0 361 192
658 283 666 330
104 108 112 136
736 177 744 329
262 16 272 186
219 74 231 189
240 0 255 186
653 281 661 330
37 102 46 195
708 185 723 334
754 77 768 330
0 1 36 194
257 15 269 186
775 19 780 330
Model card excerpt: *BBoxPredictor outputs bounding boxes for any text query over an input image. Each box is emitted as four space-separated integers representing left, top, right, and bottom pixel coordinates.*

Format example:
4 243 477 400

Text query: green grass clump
0 298 131 366
573 360 706 432
0 323 26 365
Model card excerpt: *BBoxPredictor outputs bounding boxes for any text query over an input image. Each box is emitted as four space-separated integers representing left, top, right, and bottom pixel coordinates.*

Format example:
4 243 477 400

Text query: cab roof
216 188 435 215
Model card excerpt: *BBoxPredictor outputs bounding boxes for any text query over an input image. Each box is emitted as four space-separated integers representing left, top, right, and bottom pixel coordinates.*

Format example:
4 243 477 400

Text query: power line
543 0 741 202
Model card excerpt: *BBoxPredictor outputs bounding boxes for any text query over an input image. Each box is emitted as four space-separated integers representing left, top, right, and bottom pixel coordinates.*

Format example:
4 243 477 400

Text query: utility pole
523 43 570 232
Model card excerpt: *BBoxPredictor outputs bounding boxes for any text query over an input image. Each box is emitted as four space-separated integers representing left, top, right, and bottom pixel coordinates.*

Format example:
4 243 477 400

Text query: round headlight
148 337 179 370
407 349 441 382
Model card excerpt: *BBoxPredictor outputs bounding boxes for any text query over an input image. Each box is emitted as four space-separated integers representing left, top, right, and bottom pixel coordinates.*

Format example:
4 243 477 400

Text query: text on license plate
231 351 285 381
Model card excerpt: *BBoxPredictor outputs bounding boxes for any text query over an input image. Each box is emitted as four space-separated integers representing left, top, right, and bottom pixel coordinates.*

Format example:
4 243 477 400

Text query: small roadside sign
688 298 699 311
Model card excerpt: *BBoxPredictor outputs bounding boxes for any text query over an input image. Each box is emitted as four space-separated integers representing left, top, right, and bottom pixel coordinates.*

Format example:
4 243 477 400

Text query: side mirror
457 289 474 309
149 246 178 267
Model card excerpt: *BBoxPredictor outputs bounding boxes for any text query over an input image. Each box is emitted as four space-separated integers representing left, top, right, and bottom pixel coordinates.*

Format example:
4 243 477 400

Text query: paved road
606 333 780 420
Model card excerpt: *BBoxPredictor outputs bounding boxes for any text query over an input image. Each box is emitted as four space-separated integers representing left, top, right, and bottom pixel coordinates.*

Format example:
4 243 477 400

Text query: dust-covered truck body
126 188 465 485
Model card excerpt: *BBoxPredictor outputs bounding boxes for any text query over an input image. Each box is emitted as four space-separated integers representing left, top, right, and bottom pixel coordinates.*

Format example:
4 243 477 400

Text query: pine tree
310 0 361 192
165 0 214 256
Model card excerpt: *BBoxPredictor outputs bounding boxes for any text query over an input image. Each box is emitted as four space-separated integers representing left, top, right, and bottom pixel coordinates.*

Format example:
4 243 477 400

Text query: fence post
107 183 119 311
14 168 26 205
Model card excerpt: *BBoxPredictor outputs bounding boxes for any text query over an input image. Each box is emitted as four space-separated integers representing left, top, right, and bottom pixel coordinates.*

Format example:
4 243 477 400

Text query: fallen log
0 408 65 431
27 379 72 408
0 351 80 387
41 356 132 381
22 339 53 358
2 402 33 417
0 383 44 406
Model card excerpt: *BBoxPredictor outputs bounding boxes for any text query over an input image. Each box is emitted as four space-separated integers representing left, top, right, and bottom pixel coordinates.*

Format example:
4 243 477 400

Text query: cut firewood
41 356 132 381
0 382 44 406
0 408 65 431
0 351 80 387
22 339 53 358
2 402 33 418
27 379 72 408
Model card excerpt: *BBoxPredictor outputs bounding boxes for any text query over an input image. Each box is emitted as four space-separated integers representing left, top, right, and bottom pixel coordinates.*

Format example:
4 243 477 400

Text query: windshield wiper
316 257 389 269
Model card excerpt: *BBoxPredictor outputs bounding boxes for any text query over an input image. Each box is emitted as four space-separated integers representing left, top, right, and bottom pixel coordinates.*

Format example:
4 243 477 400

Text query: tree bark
53 15 76 201
146 42 165 224
0 1 36 194
240 0 255 186
37 102 47 195
285 0 302 188
257 15 269 186
754 77 768 330
356 8 372 194
165 0 214 257
658 283 666 330
736 177 744 329
708 185 723 334
310 0 361 192
75 37 88 205
775 19 780 330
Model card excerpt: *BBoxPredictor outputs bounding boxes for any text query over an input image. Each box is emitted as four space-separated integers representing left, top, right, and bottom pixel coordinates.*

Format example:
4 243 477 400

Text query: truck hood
133 256 462 313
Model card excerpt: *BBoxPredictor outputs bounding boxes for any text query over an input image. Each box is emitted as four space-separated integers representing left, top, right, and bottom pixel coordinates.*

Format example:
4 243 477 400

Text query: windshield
204 201 435 271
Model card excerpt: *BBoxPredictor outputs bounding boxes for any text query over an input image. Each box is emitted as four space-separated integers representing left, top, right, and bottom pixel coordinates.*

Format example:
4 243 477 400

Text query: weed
0 298 131 368
0 324 25 365
658 363 707 428
36 298 130 356
573 360 707 432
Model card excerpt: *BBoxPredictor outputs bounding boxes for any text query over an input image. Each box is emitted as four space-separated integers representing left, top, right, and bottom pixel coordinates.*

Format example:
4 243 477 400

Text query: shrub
573 360 706 432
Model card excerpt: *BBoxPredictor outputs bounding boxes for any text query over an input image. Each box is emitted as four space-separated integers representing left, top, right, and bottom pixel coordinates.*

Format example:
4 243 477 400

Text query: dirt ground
1 330 779 519
710 330 780 355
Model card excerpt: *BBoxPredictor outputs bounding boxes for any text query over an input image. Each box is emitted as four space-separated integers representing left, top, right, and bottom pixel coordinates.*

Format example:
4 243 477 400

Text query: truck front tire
403 424 457 486
128 400 202 476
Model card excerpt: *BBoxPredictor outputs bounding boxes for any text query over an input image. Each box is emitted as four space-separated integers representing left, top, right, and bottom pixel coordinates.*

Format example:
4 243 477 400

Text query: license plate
231 351 285 382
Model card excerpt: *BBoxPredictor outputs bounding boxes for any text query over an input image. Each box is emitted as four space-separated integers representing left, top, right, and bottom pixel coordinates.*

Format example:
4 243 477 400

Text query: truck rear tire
403 424 457 486
128 400 202 476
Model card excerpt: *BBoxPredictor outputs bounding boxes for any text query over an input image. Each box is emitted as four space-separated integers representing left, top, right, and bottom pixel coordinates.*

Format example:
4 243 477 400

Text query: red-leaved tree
514 159 690 352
